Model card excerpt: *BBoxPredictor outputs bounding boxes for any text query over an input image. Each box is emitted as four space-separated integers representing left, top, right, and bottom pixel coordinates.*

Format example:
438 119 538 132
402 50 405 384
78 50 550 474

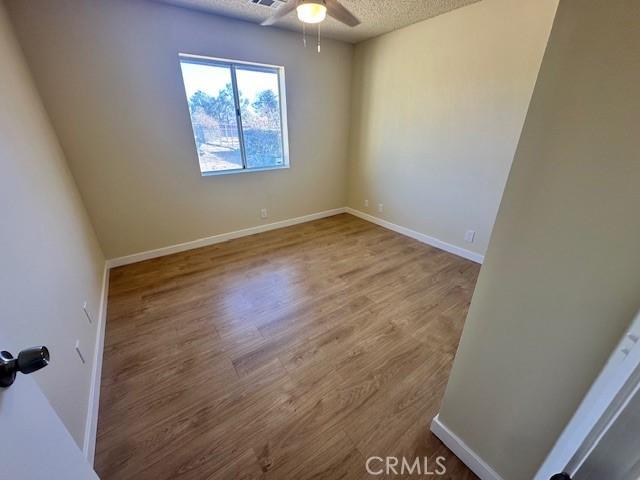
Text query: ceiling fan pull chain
303 21 307 47
317 22 321 53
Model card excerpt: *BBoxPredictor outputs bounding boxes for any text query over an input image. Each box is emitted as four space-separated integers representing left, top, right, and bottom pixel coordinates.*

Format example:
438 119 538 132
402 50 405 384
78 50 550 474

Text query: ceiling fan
261 0 361 28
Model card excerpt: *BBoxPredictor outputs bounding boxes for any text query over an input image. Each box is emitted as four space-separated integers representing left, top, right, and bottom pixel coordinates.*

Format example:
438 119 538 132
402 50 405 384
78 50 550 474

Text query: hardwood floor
95 213 480 479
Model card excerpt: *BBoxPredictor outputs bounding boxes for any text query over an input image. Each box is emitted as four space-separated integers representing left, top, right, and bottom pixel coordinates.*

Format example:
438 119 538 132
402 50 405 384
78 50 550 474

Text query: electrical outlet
82 301 92 324
260 208 268 219
364 199 369 208
75 340 86 364
378 203 384 213
464 230 476 243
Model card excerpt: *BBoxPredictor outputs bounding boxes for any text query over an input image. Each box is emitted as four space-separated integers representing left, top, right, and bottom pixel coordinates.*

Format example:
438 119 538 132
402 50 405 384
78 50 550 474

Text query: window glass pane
180 61 243 173
236 67 284 169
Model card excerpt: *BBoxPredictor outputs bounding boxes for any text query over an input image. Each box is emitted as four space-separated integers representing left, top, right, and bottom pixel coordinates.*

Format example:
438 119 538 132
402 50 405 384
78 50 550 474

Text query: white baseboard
431 414 503 480
106 207 483 268
106 208 347 268
345 208 484 264
83 263 109 465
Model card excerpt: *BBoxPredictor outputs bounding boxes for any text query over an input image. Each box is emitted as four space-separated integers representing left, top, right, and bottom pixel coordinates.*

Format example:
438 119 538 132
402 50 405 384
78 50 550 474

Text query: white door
535 310 640 479
0 337 98 479
574 386 640 479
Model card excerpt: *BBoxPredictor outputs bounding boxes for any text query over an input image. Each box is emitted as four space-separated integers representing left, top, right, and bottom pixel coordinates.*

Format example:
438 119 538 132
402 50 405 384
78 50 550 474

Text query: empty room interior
2 0 640 479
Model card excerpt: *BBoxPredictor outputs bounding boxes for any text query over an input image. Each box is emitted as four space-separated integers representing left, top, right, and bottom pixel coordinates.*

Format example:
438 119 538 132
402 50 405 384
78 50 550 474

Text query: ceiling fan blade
261 1 298 26
325 0 360 27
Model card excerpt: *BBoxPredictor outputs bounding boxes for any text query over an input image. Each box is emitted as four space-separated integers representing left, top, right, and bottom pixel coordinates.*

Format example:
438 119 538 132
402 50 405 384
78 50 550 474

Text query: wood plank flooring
95 214 480 479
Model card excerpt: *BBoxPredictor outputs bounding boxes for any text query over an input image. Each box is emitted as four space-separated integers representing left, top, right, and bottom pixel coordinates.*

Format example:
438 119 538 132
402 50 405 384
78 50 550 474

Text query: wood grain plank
96 214 480 479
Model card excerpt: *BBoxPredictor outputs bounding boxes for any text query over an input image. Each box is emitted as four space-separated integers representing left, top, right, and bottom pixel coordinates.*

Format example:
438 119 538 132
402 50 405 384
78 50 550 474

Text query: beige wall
438 0 640 478
5 0 353 259
0 3 105 447
347 0 558 258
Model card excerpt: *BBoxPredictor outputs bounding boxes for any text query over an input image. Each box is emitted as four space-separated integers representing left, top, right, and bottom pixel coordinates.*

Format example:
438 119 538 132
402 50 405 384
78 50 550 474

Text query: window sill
200 164 290 177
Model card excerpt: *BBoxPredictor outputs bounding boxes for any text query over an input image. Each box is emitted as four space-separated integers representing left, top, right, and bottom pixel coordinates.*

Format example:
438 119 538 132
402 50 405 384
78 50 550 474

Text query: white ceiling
153 0 482 43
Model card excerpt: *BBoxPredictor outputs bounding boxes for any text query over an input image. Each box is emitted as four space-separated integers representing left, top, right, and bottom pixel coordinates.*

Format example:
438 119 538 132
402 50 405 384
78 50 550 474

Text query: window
179 54 289 175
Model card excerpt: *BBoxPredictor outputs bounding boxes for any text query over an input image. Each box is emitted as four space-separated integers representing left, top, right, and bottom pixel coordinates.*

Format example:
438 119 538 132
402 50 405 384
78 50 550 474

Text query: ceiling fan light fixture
296 1 327 24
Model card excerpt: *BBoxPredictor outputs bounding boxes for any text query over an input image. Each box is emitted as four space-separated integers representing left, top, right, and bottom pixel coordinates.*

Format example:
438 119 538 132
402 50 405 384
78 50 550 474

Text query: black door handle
0 346 49 388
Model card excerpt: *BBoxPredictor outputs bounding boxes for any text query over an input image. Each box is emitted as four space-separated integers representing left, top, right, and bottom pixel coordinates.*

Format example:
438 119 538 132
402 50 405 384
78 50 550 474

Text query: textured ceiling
153 0 482 43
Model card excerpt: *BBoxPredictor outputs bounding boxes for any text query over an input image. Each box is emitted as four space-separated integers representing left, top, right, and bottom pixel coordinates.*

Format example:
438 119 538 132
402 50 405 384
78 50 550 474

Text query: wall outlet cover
464 230 476 243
